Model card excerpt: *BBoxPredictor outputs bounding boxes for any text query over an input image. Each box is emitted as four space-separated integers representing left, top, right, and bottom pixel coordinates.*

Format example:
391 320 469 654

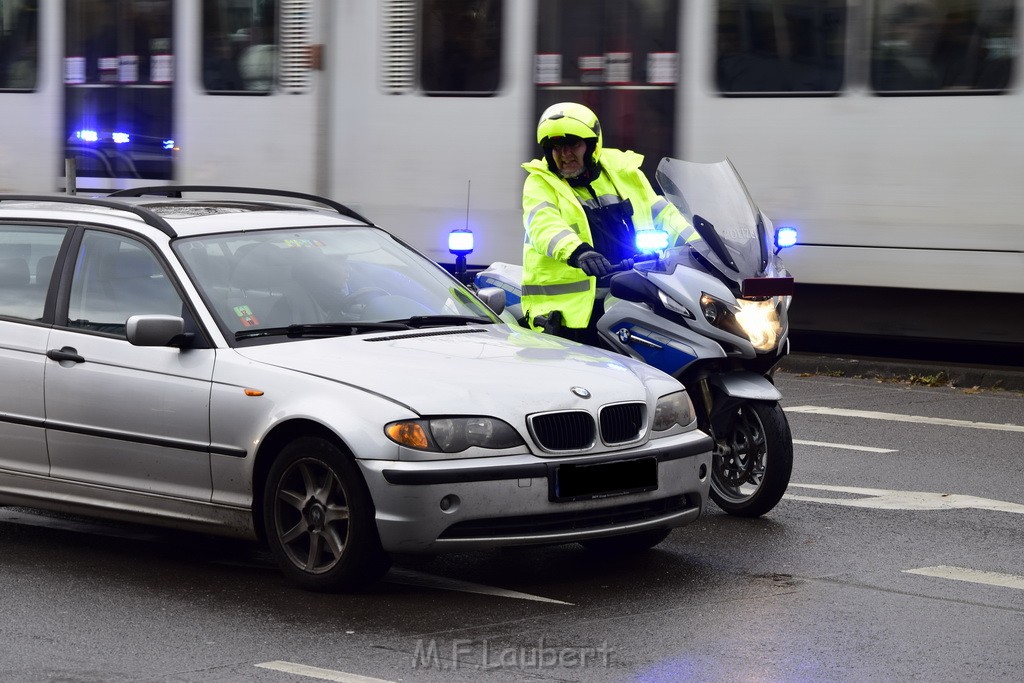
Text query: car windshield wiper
387 315 495 328
235 321 411 340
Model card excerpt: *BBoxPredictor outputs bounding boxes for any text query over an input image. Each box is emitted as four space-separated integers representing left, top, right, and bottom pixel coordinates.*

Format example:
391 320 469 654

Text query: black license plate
742 276 795 297
552 457 658 502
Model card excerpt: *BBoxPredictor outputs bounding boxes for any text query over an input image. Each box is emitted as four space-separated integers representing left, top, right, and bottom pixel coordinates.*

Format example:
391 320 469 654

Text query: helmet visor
545 134 583 150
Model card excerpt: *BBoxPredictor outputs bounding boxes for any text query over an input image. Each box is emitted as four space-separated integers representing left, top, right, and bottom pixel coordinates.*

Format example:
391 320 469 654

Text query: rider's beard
559 163 583 179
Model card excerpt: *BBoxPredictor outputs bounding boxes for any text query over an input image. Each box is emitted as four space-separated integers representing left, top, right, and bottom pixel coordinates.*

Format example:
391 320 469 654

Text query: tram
1 1 1021 348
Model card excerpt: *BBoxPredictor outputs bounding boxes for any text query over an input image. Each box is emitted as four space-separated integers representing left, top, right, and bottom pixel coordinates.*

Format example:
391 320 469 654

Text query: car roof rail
0 194 176 237
107 185 375 225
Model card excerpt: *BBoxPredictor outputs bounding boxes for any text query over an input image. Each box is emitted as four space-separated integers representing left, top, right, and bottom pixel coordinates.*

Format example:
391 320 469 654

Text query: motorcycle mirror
608 270 661 305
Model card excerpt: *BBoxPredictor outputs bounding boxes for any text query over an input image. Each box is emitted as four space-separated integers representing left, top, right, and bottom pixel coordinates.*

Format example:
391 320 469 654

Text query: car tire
263 436 390 591
579 528 671 554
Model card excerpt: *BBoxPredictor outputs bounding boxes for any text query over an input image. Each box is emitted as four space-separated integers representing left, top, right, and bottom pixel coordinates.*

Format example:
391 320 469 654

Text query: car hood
233 326 677 415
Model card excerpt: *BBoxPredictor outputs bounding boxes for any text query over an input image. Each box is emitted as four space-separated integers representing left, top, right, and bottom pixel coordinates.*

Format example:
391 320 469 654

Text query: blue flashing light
775 226 798 250
448 228 474 256
75 130 99 143
635 229 670 253
112 132 131 144
162 139 175 150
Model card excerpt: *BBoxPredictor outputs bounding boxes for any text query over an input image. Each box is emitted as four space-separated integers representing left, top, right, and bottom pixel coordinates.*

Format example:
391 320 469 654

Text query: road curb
777 353 1024 392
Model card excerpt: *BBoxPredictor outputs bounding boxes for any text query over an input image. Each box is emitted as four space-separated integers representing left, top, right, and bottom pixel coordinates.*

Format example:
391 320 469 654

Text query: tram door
63 0 174 189
533 0 680 182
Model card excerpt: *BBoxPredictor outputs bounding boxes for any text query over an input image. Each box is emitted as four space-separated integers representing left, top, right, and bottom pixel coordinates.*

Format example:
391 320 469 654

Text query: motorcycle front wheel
709 400 793 518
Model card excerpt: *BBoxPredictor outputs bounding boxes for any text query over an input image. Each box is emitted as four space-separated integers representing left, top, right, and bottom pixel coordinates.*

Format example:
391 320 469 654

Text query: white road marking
786 405 1024 432
0 511 571 604
903 566 1024 591
255 661 395 683
386 567 574 605
793 439 897 453
785 483 1024 514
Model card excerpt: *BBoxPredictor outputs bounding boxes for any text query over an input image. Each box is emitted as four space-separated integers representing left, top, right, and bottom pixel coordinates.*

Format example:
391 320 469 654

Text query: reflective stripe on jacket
520 148 696 329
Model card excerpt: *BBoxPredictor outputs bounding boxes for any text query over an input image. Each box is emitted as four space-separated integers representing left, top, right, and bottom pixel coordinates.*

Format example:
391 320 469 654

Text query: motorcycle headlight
698 292 763 345
699 293 720 323
735 298 782 352
653 391 695 432
386 417 524 453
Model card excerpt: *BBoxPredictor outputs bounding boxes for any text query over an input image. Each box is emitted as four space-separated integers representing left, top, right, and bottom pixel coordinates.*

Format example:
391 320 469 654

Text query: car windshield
173 225 497 341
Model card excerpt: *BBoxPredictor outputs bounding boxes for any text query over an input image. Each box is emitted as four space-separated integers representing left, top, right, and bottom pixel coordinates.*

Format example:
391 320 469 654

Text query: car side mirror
475 286 506 315
126 314 193 348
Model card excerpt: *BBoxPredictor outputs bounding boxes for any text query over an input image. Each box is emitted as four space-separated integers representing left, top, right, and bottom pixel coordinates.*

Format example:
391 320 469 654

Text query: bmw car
0 187 712 591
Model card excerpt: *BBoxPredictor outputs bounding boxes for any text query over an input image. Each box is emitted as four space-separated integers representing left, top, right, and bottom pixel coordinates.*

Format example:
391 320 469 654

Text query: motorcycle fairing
655 158 789 296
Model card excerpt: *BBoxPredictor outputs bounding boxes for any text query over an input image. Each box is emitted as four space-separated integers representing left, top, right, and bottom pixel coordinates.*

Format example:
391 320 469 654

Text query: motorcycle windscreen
656 158 770 281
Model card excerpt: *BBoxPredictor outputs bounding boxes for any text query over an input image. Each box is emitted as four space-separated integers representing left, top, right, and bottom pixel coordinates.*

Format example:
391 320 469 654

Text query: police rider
520 102 698 346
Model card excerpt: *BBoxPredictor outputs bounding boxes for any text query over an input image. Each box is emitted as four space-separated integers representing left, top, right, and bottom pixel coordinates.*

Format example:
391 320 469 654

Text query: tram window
534 0 680 182
871 0 1016 93
420 0 502 95
202 0 278 93
716 0 846 94
0 0 39 90
64 1 174 181
66 0 174 85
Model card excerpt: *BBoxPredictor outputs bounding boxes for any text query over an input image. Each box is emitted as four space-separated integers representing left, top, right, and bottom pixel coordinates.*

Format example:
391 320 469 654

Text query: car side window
0 225 66 321
66 230 183 337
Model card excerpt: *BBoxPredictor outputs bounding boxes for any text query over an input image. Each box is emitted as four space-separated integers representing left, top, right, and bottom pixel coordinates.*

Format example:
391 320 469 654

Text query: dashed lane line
786 483 1024 514
386 567 575 605
255 661 395 683
786 405 1024 432
903 566 1024 591
793 439 897 453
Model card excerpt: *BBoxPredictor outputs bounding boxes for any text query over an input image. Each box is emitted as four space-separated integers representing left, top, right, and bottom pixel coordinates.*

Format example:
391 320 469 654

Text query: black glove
576 250 613 278
534 310 563 335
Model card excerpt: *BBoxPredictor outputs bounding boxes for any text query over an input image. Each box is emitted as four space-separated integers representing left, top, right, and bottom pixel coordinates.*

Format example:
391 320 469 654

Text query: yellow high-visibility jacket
521 148 696 329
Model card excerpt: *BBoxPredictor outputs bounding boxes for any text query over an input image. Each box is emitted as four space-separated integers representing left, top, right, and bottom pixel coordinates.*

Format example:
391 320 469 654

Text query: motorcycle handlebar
608 255 658 273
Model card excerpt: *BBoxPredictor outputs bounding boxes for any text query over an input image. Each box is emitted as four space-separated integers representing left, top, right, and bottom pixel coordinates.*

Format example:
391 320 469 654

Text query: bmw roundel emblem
617 328 632 343
571 386 591 399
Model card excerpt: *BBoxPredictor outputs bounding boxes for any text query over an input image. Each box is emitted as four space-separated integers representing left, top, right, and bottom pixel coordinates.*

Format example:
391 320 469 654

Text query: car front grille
529 410 596 451
528 402 646 452
600 402 646 444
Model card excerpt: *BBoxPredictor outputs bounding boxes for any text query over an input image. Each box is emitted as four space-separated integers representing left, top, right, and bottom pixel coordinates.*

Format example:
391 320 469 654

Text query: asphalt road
1 370 1022 682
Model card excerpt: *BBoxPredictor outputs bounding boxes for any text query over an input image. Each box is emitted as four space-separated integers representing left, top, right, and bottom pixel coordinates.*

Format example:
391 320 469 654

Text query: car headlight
652 391 695 432
385 417 524 453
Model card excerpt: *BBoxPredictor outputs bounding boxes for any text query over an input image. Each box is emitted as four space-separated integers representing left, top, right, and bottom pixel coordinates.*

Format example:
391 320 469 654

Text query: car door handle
46 347 86 364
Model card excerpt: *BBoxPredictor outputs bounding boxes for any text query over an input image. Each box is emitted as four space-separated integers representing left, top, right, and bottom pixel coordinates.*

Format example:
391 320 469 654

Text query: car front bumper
358 429 713 553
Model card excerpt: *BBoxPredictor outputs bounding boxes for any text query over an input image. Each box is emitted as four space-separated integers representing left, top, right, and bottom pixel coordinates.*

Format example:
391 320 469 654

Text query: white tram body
1 0 1021 344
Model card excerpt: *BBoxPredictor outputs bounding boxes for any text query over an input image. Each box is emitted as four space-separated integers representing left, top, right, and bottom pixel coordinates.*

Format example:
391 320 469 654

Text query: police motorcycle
472 157 798 517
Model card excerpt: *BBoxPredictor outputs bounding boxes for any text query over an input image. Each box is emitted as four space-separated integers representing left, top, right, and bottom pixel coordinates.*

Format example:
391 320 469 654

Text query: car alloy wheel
263 436 389 591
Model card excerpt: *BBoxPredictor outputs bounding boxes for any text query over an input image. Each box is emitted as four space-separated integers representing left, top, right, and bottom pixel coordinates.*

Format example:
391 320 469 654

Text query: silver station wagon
0 187 712 591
